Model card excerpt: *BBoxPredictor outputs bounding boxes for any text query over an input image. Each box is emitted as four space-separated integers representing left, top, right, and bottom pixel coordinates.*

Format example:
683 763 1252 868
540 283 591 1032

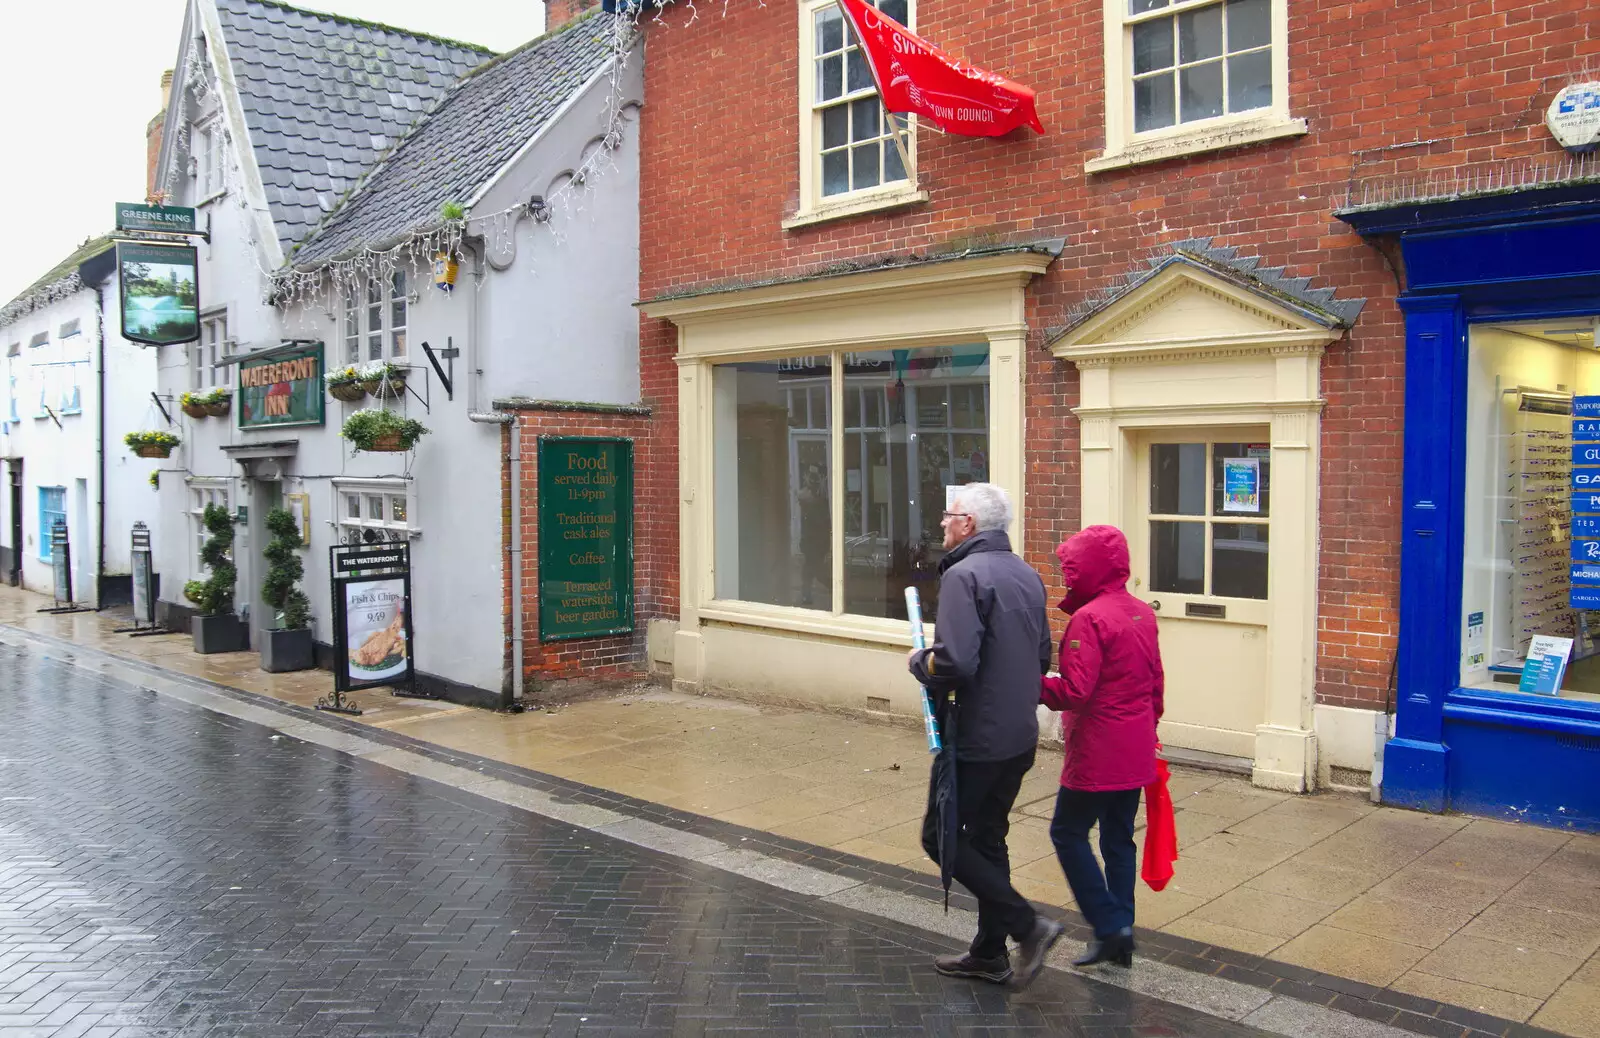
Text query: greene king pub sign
238 344 325 428
117 241 199 346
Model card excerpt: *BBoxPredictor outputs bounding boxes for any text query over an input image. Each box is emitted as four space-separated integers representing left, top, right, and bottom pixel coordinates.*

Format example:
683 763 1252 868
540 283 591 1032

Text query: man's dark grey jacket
910 528 1052 762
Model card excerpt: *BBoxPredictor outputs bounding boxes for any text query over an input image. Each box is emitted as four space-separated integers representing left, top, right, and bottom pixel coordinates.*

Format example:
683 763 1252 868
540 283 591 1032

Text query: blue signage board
1574 492 1600 515
1576 516 1600 537
1577 443 1600 466
1575 419 1600 441
1573 564 1600 584
1573 467 1600 490
1572 540 1600 563
1574 396 1600 417
1574 586 1600 609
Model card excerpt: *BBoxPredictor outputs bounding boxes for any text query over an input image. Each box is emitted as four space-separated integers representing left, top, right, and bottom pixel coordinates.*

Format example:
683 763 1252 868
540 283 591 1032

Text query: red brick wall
500 405 663 684
637 0 1599 710
545 0 600 32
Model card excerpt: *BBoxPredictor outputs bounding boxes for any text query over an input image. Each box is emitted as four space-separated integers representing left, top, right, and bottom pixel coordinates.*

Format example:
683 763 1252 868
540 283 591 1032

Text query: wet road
0 641 1272 1037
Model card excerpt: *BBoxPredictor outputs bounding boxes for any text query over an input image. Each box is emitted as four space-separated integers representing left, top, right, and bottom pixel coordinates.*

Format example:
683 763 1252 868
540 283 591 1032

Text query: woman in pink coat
1040 525 1164 968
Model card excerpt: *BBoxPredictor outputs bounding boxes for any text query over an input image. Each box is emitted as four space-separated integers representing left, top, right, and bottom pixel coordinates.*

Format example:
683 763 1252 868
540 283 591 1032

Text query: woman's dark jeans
1049 786 1142 938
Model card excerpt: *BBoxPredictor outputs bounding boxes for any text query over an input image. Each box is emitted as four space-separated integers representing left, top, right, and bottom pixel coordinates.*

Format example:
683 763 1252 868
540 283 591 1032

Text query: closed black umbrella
932 690 959 911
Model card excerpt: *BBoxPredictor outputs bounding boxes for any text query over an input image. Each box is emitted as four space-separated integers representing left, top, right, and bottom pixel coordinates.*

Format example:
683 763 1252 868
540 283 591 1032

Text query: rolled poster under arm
905 587 942 754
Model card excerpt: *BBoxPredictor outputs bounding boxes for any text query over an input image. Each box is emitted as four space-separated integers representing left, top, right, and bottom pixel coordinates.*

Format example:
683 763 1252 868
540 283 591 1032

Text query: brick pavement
2 584 1597 1037
0 638 1273 1037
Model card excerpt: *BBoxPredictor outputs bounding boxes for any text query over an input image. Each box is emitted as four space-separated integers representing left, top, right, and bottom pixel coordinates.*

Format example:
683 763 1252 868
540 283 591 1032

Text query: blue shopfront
1341 183 1600 831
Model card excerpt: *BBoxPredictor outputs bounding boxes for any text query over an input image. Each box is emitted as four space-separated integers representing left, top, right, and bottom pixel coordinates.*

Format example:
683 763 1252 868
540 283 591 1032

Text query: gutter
93 281 107 608
469 409 522 710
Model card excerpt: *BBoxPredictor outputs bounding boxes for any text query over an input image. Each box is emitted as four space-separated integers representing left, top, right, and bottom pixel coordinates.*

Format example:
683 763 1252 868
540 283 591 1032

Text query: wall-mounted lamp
528 195 551 223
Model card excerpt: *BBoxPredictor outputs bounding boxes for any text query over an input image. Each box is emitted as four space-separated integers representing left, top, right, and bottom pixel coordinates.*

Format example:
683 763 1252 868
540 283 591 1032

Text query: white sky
0 0 545 303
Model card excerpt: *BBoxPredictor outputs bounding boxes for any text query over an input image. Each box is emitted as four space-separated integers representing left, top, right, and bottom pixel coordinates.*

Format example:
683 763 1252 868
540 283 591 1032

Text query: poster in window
117 242 199 346
343 578 409 682
1221 457 1261 513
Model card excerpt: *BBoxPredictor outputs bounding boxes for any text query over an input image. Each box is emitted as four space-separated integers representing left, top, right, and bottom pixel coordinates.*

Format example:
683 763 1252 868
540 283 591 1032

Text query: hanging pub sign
115 202 198 235
329 540 415 694
117 241 199 346
537 437 635 641
238 344 325 429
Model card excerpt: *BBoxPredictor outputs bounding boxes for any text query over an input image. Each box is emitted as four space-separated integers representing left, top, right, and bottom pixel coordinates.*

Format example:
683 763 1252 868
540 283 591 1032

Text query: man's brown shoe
934 952 1013 984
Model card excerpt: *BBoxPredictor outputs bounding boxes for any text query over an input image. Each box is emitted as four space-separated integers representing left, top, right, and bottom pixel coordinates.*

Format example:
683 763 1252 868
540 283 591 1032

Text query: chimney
544 0 601 32
146 69 174 204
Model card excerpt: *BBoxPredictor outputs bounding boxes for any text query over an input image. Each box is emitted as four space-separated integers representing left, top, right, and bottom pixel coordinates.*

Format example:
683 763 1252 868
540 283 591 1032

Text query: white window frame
1090 0 1303 174
194 310 229 391
787 0 928 230
193 120 224 201
342 273 410 363
332 479 417 544
187 478 232 576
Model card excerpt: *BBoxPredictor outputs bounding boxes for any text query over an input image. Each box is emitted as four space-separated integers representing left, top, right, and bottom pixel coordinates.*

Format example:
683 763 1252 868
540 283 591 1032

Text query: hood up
1055 524 1132 614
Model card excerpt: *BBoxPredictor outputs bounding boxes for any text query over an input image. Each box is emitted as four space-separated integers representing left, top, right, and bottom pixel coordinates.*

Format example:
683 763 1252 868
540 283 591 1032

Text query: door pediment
1051 252 1356 366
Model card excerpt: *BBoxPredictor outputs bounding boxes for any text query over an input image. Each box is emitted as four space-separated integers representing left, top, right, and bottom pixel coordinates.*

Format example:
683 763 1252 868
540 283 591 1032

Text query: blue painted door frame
1342 189 1600 825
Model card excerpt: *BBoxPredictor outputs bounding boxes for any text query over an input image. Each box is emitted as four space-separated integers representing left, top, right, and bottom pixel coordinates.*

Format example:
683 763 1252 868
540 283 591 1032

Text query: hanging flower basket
125 430 180 459
357 362 406 401
179 392 209 419
341 408 427 454
202 389 232 417
325 365 367 401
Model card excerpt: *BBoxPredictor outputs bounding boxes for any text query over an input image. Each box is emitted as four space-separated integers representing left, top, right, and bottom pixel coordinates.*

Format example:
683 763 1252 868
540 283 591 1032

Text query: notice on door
1222 457 1261 513
537 437 635 641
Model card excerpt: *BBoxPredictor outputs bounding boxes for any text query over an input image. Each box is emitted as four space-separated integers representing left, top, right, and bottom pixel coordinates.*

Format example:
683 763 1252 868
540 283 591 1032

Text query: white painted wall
0 270 160 605
151 46 643 702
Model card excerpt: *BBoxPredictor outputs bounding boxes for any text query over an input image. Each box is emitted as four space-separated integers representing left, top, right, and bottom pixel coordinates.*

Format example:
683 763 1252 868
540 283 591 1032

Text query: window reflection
713 356 832 609
711 345 990 623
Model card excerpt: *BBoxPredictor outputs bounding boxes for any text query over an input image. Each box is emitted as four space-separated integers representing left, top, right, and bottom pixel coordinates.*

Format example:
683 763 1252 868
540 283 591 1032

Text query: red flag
1141 749 1179 892
835 0 1043 138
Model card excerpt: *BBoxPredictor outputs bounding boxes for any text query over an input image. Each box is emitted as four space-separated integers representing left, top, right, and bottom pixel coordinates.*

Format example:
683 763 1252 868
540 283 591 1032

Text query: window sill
699 599 931 647
782 186 930 231
1087 114 1307 174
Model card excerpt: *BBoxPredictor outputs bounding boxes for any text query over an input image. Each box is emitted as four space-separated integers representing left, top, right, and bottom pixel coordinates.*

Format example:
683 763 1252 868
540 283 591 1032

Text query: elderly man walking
907 483 1064 990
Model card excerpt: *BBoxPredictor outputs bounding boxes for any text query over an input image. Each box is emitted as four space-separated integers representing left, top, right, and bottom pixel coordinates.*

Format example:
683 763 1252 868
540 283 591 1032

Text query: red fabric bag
1141 749 1178 892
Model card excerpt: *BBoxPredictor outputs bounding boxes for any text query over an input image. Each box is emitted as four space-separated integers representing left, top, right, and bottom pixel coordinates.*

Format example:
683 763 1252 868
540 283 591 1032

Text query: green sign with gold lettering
537 437 634 641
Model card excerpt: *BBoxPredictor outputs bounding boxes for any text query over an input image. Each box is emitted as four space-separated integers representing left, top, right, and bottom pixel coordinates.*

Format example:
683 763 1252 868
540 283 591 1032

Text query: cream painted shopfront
645 244 1365 792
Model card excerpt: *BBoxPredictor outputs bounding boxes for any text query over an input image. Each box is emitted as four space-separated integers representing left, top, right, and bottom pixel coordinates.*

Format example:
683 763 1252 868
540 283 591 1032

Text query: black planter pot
192 613 249 654
260 627 314 673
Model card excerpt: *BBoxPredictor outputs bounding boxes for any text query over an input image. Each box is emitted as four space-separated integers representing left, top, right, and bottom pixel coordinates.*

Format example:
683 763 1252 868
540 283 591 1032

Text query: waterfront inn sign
537 437 635 641
238 344 326 429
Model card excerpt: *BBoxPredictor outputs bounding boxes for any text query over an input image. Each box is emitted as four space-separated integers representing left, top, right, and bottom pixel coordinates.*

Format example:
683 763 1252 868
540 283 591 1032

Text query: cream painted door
1129 429 1272 759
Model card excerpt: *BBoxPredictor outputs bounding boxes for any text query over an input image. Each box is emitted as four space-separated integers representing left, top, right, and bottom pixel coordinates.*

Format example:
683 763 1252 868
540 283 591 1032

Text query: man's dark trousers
1049 787 1142 937
921 749 1038 959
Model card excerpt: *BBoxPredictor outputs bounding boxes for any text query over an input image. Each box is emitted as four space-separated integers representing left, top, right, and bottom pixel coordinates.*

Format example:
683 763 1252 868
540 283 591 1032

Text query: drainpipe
92 282 107 608
470 409 520 709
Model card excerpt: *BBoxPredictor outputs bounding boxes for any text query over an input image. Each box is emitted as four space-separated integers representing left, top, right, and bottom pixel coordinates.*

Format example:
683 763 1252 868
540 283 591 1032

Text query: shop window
712 344 989 622
38 486 66 562
333 479 414 543
188 480 231 574
792 0 920 226
1459 317 1600 703
1148 440 1270 600
193 311 228 390
1092 0 1300 172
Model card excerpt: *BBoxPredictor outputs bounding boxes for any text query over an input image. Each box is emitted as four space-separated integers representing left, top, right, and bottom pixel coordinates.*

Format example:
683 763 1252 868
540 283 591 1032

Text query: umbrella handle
905 587 942 754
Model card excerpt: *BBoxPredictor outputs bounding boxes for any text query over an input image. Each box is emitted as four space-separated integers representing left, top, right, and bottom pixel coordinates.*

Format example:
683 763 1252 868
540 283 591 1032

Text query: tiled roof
0 235 116 329
213 0 494 254
1064 237 1367 331
290 18 614 269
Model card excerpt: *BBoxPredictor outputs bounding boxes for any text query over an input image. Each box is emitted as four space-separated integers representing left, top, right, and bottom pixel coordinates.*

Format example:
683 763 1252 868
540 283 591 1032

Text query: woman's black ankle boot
1072 927 1135 967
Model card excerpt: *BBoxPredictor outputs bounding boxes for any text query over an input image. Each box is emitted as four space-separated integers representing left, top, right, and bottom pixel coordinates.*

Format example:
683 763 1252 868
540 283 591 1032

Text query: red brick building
549 0 1600 801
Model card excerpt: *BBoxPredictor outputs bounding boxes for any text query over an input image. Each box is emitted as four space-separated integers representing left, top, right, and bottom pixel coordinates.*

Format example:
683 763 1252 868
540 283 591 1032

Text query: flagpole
884 111 916 181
